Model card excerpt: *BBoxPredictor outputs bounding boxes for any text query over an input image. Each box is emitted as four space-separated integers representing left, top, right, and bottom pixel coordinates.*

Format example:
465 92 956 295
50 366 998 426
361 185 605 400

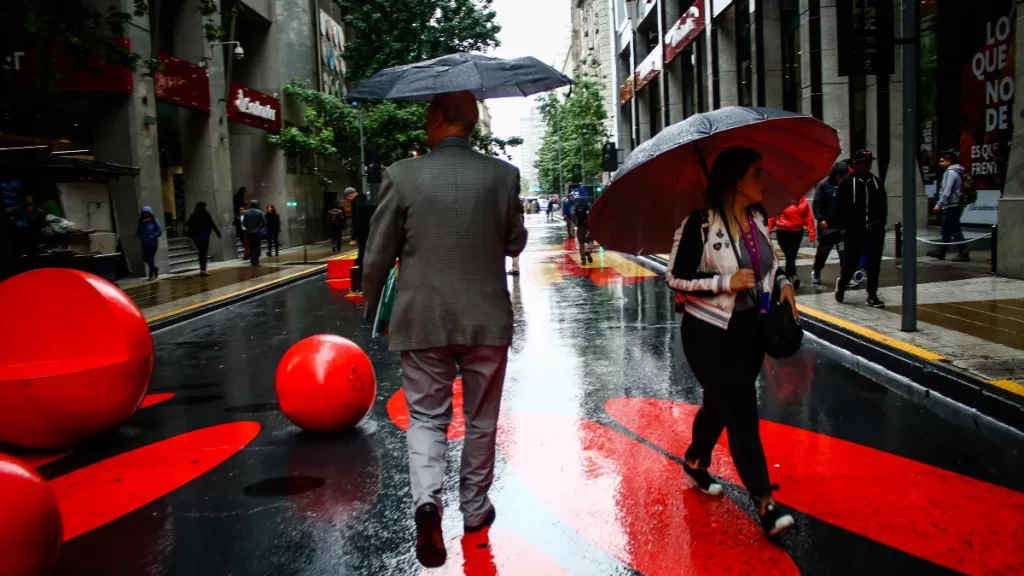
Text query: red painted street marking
139 393 174 408
50 421 261 541
0 451 70 469
424 527 568 576
386 378 465 441
606 398 1024 576
497 411 799 575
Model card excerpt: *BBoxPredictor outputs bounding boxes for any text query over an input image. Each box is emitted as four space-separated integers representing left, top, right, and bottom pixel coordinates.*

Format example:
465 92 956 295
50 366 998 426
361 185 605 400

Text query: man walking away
242 200 266 266
509 197 525 275
835 149 887 308
362 91 527 569
575 198 594 264
811 162 849 287
345 187 373 268
327 200 346 252
929 152 970 262
546 197 554 221
185 202 221 276
265 204 281 257
562 191 576 238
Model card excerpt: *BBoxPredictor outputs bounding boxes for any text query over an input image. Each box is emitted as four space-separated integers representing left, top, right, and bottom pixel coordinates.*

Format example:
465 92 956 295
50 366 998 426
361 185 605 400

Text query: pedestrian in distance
136 206 162 280
233 205 248 259
546 197 555 221
575 198 594 264
242 200 266 267
665 147 798 538
834 149 887 308
362 91 527 568
929 152 971 262
185 201 221 277
509 197 525 276
327 200 346 253
811 162 850 288
769 195 816 289
265 204 281 257
344 187 373 270
562 191 576 238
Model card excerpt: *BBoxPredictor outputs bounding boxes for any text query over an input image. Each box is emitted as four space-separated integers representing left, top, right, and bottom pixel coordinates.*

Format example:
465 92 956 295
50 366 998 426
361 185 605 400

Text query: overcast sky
486 0 573 169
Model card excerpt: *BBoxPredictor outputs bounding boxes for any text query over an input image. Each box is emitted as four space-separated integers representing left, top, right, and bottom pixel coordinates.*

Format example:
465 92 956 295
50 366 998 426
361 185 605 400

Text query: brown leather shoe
414 503 446 568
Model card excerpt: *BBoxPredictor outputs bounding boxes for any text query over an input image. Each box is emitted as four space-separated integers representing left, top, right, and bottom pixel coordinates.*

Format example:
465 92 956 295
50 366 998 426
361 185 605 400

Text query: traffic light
366 161 382 184
601 141 619 172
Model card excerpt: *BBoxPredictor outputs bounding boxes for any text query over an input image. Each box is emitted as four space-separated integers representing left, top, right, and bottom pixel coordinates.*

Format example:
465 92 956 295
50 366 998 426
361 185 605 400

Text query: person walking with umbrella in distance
665 148 798 537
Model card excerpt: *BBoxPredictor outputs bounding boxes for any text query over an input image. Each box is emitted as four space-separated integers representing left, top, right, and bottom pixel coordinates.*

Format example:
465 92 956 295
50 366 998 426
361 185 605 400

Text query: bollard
992 225 998 274
894 222 902 259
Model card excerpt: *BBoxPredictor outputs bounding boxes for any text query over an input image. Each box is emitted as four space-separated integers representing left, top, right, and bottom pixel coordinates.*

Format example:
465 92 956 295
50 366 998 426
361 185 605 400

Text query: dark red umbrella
591 107 840 255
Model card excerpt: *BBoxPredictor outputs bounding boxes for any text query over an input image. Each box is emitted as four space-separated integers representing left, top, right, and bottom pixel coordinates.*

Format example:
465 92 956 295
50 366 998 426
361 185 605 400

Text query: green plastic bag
373 266 398 338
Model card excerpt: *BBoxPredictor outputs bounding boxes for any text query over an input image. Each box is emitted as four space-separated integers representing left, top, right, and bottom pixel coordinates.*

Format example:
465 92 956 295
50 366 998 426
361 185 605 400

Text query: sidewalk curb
631 253 1024 433
147 265 328 332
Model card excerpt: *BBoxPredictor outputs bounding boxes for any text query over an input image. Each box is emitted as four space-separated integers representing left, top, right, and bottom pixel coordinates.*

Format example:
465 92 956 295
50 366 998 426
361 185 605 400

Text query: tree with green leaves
533 65 609 194
268 0 521 185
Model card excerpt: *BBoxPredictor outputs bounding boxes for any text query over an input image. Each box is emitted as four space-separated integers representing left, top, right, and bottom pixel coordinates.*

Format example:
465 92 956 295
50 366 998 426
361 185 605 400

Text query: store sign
228 83 281 133
318 10 346 98
619 76 635 105
8 38 134 93
664 1 706 64
154 53 210 112
634 47 663 91
959 0 1015 225
836 0 894 76
918 116 937 186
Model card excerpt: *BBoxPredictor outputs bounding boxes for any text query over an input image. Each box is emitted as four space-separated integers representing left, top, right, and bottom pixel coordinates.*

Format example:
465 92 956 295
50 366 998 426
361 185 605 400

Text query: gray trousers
401 345 508 525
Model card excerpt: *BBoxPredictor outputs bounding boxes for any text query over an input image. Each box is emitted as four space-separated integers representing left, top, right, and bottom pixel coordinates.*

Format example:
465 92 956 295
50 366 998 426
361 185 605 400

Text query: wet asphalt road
47 215 1024 575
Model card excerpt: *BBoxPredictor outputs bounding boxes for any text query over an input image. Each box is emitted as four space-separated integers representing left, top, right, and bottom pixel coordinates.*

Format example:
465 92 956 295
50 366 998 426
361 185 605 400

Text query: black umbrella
347 53 573 101
591 107 841 255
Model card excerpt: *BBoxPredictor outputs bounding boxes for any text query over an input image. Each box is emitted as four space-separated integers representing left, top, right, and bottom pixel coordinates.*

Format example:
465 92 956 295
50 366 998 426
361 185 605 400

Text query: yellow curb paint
988 379 1024 398
797 304 948 362
146 265 327 324
569 252 657 278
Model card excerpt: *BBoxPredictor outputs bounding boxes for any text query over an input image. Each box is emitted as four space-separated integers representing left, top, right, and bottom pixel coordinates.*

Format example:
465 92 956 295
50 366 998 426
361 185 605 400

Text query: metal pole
557 106 564 196
901 0 918 332
358 113 369 197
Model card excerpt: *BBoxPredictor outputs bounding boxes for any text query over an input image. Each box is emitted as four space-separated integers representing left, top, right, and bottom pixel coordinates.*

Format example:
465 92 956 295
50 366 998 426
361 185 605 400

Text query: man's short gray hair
428 91 479 134
344 187 357 195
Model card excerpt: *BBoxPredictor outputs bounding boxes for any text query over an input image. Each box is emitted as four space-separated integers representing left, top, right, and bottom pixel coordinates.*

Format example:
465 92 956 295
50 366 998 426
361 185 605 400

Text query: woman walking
136 206 163 280
769 196 816 289
185 202 221 276
265 204 281 257
665 147 798 537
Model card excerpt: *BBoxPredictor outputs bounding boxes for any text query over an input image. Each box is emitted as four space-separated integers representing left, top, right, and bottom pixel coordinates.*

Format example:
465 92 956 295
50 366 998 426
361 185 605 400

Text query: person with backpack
241 200 266 266
811 162 849 288
834 149 887 308
929 152 971 262
344 187 374 269
574 198 594 264
562 191 576 238
185 202 221 276
327 200 346 253
136 206 163 280
666 147 798 538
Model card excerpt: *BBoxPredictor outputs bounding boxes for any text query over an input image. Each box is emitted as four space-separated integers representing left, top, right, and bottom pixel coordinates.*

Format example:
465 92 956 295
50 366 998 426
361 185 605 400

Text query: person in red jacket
769 196 816 289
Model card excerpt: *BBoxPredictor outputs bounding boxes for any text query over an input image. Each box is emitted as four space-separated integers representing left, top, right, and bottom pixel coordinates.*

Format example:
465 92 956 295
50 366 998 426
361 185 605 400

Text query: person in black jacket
265 204 281 257
810 162 849 287
835 149 887 308
186 202 221 276
241 200 266 266
344 187 374 268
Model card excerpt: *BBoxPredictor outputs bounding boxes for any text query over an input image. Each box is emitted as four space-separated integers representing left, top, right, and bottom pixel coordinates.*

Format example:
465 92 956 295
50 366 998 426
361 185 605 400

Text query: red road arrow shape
606 398 1024 575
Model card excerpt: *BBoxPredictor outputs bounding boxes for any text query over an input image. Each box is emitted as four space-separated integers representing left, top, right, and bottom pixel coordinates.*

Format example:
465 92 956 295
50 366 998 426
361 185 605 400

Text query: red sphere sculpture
0 455 63 576
0 269 154 450
276 335 376 432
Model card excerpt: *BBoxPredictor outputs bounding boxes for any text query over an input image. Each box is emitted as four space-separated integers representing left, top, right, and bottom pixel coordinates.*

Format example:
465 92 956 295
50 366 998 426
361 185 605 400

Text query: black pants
939 206 967 256
330 232 342 252
195 234 210 272
356 234 367 268
838 226 885 297
775 230 804 279
142 243 158 277
682 309 771 500
247 232 262 265
813 230 844 276
266 232 279 256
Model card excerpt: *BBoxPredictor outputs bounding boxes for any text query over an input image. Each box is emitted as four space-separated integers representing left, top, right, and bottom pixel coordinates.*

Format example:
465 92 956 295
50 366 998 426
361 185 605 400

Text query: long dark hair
193 201 208 215
704 147 764 237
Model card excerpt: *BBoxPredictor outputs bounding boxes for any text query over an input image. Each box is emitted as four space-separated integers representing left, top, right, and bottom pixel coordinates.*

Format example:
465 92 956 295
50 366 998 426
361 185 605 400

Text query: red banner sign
664 2 706 64
8 38 134 93
228 83 282 133
154 53 210 112
634 48 663 92
620 76 635 105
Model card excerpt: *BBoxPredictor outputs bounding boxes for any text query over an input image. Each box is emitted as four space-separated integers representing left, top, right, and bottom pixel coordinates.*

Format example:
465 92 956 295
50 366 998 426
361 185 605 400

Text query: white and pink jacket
666 208 789 330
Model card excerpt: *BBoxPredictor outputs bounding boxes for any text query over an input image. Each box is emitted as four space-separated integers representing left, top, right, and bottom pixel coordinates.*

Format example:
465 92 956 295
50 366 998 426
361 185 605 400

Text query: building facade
605 0 1020 271
3 0 355 277
568 0 619 142
519 106 547 191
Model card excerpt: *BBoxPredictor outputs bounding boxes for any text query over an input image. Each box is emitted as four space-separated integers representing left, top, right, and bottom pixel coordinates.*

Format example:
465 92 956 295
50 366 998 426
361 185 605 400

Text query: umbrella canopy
347 53 573 101
590 107 841 255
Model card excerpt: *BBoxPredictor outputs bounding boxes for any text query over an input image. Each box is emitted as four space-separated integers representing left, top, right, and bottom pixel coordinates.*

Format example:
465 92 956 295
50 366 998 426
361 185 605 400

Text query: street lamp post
557 106 564 197
352 102 369 197
901 0 919 331
581 129 588 189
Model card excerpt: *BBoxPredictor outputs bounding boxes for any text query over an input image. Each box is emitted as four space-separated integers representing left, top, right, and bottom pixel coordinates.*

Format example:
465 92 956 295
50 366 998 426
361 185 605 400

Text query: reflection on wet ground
26 215 1024 575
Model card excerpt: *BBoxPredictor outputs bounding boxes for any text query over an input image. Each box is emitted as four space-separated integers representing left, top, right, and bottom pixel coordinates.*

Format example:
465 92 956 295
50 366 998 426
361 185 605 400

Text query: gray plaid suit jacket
362 137 528 351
